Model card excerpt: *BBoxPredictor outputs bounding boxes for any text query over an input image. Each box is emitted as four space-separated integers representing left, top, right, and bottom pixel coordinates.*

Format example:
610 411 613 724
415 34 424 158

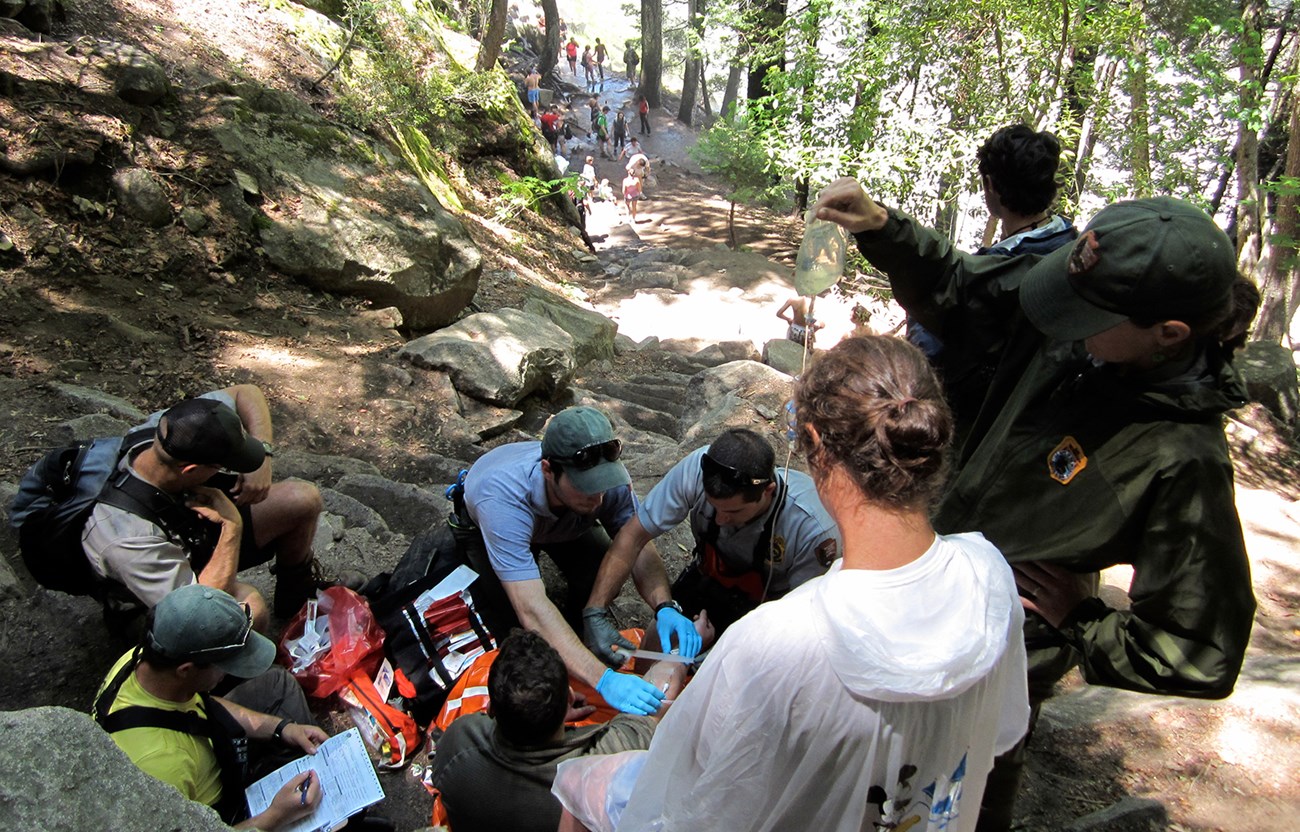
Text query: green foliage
690 115 779 207
688 0 1281 243
332 0 517 142
690 114 787 245
494 173 580 221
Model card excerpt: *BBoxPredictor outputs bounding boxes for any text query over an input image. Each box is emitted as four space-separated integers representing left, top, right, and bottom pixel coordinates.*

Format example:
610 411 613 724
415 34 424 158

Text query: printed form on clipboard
244 728 385 832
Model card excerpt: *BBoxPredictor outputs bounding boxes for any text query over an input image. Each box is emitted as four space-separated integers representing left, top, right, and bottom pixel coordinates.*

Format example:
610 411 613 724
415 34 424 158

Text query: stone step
582 377 689 417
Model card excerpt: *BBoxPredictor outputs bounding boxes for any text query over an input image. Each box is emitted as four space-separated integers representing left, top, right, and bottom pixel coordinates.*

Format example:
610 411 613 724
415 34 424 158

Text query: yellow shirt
97 650 223 807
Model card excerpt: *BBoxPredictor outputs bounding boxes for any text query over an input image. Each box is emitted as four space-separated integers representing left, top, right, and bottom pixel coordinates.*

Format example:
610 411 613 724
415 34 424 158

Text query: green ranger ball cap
1020 197 1235 342
541 406 630 495
148 584 276 678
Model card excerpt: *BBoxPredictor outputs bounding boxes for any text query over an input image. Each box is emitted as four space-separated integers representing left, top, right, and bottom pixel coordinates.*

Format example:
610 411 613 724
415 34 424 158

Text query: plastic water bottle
792 209 847 297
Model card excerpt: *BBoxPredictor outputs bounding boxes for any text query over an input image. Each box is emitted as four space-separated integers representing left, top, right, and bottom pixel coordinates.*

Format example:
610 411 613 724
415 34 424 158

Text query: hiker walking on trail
622 171 642 223
594 38 608 80
565 37 578 76
596 106 612 159
623 42 639 86
539 106 562 154
624 149 650 192
581 46 596 91
524 66 542 116
636 93 651 135
776 295 824 346
611 110 628 155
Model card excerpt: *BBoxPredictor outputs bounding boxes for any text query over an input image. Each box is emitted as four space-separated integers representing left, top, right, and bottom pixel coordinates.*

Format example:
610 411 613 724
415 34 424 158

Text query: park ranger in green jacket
814 180 1257 831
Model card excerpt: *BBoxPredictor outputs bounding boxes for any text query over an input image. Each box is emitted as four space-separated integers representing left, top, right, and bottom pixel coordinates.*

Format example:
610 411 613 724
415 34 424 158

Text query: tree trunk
474 0 508 72
700 53 714 120
1254 31 1300 342
728 200 738 250
1236 0 1265 278
1127 0 1152 197
721 63 744 120
745 0 786 102
1213 21 1293 218
790 0 822 216
679 62 700 125
1059 42 1096 212
538 0 560 77
678 0 705 126
641 0 664 108
1074 56 1118 210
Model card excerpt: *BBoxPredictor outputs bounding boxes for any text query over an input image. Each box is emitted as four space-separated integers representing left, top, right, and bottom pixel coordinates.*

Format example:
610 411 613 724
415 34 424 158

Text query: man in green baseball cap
93 585 330 830
1018 196 1237 343
445 406 697 718
814 179 1256 831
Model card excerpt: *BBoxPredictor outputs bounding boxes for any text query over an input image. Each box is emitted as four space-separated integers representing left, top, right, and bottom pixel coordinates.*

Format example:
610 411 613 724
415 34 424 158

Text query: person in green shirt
93 585 327 830
814 180 1259 831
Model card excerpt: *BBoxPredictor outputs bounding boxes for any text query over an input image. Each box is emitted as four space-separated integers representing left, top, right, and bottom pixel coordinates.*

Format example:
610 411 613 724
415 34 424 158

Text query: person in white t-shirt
552 334 1030 832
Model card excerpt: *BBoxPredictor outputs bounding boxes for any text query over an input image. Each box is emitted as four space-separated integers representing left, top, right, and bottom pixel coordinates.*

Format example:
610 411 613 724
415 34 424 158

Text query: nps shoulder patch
1068 230 1101 275
769 535 786 565
1047 436 1088 485
814 537 838 568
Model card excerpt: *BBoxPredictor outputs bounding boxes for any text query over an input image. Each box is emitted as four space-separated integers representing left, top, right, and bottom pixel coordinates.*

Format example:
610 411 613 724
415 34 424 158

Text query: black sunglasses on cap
552 439 623 471
701 452 772 488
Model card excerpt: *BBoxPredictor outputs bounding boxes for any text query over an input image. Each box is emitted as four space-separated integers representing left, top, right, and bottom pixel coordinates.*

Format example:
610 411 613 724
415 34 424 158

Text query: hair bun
794 335 954 509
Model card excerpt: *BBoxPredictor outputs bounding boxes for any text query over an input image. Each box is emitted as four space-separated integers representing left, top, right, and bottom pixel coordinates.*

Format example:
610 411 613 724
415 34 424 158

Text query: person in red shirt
565 38 578 76
637 94 651 135
539 107 562 153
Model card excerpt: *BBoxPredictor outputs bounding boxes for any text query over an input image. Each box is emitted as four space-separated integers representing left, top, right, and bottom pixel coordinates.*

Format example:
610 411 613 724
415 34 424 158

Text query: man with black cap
583 427 840 666
93 584 326 830
813 179 1256 831
82 385 329 634
450 405 697 717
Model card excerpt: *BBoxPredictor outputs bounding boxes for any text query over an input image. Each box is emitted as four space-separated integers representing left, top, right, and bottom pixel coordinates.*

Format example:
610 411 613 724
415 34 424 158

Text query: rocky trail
0 2 1297 831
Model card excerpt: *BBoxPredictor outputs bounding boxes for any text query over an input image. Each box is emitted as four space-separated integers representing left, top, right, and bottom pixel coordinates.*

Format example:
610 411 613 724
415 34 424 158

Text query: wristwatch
654 600 683 616
272 717 293 742
260 440 276 458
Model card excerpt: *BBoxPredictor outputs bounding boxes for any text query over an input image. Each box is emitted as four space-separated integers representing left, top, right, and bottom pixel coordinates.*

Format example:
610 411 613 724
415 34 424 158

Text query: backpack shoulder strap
99 471 173 527
93 646 143 727
98 703 211 736
92 646 211 737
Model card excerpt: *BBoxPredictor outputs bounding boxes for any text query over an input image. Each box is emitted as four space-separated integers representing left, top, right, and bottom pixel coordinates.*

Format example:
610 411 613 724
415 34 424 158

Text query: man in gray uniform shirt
583 428 841 667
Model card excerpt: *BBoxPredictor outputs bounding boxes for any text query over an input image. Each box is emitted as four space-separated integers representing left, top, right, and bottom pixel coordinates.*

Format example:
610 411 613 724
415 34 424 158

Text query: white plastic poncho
556 531 1029 832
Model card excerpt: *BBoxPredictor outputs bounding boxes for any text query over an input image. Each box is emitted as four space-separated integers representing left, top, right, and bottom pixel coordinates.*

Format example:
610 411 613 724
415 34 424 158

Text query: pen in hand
299 771 313 807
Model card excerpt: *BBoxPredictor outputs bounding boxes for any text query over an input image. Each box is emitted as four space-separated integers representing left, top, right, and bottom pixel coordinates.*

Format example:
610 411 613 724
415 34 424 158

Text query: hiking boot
274 556 368 618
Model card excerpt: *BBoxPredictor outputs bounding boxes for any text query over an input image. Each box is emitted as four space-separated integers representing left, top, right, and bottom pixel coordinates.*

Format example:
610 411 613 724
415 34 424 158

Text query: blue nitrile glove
656 606 701 660
583 606 637 668
596 669 665 716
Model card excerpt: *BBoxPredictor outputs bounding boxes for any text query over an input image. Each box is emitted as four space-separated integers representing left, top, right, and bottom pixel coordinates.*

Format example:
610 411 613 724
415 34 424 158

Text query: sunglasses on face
554 439 623 470
701 452 772 488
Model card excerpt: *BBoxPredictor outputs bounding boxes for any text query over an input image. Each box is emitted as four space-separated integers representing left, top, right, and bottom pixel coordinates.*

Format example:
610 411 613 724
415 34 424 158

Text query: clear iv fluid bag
793 209 847 297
